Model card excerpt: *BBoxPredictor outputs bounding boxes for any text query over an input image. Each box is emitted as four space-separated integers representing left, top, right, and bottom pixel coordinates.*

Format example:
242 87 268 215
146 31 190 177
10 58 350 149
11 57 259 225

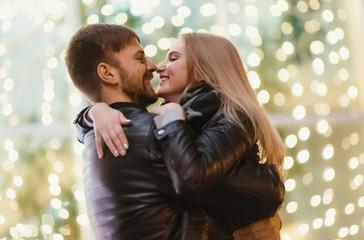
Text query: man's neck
100 90 132 105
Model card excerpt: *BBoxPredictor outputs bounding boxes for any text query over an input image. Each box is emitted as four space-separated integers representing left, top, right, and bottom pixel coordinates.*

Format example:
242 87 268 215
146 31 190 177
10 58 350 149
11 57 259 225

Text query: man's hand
233 213 281 240
89 103 132 158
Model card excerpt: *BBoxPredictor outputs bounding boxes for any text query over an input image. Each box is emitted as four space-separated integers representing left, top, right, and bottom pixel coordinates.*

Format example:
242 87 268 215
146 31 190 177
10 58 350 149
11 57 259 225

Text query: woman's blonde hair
181 32 285 169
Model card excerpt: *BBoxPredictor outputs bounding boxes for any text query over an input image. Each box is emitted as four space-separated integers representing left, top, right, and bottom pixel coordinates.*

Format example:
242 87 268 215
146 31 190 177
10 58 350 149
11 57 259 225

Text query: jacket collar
109 102 148 112
180 83 214 106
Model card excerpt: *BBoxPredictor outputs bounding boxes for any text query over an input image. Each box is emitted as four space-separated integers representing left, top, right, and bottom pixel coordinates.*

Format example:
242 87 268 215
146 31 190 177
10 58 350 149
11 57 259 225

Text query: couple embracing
65 23 285 240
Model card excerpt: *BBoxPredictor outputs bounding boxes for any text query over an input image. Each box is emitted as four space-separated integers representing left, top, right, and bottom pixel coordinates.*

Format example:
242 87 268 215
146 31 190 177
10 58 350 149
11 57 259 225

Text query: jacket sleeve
73 106 93 144
154 117 253 193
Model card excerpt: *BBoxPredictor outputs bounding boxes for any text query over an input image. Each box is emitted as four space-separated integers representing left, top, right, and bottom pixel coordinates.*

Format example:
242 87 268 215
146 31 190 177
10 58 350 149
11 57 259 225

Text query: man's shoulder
118 107 156 139
123 108 155 126
120 108 162 164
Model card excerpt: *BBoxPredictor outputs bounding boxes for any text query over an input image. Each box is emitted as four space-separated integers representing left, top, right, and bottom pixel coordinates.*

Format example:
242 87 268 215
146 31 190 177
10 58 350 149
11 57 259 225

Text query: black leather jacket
75 86 285 239
153 84 285 237
79 102 188 240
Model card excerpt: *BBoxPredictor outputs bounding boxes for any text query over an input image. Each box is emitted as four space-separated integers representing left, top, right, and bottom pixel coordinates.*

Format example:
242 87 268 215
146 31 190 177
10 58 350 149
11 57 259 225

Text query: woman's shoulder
185 84 220 115
181 84 217 106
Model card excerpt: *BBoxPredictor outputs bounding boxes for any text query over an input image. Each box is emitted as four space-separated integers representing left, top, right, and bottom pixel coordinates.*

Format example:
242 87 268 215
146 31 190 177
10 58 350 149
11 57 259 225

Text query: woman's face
157 39 188 103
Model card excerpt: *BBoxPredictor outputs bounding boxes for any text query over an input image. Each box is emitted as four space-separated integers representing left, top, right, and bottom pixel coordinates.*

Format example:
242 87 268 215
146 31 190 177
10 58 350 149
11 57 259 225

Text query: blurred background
0 0 363 239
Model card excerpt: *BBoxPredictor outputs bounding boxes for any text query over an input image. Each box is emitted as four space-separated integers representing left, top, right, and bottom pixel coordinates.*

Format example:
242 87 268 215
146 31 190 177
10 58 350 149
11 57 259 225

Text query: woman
76 32 285 239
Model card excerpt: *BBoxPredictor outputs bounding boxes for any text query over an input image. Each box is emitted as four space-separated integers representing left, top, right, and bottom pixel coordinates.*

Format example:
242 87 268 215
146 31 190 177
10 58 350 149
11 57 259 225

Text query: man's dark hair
65 24 140 102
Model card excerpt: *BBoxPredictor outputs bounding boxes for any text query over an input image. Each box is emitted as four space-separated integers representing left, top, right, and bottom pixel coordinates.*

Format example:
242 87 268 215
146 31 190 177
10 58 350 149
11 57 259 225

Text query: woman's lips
159 76 168 85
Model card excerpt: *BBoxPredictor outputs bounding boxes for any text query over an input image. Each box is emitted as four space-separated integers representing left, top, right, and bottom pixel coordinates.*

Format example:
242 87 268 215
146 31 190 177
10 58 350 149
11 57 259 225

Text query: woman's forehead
168 39 185 54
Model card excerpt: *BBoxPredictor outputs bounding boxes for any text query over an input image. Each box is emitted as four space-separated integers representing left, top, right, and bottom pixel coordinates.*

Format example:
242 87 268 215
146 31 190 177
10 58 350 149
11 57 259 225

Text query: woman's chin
157 86 168 96
157 89 166 99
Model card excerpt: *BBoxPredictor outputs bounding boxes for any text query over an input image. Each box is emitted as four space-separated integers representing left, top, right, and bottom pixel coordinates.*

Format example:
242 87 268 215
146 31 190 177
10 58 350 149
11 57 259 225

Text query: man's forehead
119 39 144 55
131 38 143 50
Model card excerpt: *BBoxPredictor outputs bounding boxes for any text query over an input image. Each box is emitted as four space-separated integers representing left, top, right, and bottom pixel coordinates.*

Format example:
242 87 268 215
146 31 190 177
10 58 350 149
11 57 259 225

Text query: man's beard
117 67 158 107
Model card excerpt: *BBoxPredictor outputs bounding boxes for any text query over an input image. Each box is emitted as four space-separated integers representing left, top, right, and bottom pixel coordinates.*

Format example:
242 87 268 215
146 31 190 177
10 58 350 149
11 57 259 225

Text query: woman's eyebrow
168 51 181 56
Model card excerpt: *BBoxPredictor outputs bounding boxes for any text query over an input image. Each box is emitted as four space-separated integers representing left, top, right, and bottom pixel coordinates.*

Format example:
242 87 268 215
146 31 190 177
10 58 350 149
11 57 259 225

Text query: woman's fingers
119 113 130 152
113 125 128 156
102 134 120 157
120 112 132 125
95 132 104 158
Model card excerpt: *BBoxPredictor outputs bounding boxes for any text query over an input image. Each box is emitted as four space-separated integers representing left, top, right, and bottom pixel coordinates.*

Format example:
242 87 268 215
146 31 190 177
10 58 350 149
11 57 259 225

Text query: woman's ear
97 63 118 85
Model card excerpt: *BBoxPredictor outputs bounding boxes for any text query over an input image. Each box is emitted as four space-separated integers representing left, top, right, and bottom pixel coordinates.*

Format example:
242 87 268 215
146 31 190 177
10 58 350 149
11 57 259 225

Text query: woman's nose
157 63 166 73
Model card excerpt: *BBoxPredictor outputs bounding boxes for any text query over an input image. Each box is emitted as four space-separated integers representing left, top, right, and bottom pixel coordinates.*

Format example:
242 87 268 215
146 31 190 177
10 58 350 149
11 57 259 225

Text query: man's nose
146 60 157 72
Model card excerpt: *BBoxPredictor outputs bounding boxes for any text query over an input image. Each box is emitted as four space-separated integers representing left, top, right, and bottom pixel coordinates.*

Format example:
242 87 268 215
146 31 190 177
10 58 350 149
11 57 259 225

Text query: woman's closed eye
169 55 178 61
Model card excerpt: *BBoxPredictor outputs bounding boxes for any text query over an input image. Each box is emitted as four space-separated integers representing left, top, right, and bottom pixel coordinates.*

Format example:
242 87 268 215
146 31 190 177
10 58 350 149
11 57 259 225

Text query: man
66 23 281 239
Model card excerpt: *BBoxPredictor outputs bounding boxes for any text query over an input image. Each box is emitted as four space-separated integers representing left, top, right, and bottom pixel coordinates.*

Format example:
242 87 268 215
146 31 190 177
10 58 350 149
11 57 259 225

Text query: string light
228 2 241 14
115 13 128 24
228 23 242 36
200 3 217 17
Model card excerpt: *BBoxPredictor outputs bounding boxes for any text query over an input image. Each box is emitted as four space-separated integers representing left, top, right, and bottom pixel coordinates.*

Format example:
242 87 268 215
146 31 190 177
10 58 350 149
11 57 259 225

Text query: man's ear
97 63 118 85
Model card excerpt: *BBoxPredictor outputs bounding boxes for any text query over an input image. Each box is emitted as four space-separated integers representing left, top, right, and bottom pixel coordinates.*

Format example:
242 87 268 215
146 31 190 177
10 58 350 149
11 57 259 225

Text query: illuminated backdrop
0 0 363 239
